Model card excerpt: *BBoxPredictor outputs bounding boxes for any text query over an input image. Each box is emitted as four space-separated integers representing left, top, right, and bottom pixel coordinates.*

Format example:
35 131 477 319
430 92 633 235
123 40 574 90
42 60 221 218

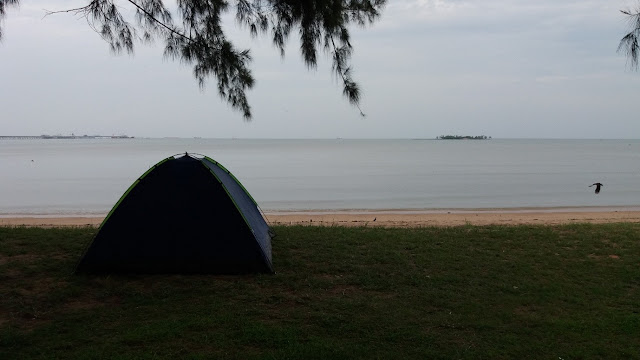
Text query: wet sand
2 208 640 228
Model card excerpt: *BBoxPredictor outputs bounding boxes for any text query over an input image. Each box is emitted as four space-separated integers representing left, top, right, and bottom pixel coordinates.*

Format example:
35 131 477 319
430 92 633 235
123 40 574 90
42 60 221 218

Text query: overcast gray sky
1 0 638 138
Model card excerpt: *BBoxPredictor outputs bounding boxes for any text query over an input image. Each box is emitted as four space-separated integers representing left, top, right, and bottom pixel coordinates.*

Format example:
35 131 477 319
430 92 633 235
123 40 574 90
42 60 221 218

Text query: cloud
1 0 639 138
382 0 624 32
535 75 571 83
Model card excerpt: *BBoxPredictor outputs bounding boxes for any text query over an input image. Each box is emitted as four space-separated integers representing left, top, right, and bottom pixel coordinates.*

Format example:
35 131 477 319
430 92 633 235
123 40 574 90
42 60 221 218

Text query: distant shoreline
0 135 134 140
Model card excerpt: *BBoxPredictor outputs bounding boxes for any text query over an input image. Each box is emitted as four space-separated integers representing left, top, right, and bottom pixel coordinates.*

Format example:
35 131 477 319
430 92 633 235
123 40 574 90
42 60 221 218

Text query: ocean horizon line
2 136 640 141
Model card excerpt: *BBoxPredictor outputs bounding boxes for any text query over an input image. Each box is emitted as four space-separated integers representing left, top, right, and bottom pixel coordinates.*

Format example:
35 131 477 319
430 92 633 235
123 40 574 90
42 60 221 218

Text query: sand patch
2 209 640 228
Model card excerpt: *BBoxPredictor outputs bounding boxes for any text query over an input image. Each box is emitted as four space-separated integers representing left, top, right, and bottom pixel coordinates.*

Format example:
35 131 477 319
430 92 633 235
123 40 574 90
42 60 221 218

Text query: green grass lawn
1 224 639 359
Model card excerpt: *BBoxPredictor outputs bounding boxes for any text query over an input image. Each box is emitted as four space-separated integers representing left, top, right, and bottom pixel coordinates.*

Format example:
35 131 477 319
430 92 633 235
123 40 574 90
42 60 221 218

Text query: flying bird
589 182 603 194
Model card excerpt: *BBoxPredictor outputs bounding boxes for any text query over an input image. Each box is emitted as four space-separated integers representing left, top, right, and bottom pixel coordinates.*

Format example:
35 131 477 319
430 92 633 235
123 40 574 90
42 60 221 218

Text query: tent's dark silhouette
75 153 273 274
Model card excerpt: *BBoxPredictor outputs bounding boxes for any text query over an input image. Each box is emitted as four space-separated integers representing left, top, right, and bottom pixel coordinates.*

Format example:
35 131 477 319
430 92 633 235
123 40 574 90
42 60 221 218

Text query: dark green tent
75 153 273 274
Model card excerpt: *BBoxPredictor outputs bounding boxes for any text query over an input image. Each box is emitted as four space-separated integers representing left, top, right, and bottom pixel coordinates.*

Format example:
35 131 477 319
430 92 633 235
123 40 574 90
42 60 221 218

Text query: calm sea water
1 138 639 216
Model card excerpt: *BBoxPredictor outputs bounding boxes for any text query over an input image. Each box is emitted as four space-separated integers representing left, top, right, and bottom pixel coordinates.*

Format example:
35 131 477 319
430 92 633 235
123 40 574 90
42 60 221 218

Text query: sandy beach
2 208 640 228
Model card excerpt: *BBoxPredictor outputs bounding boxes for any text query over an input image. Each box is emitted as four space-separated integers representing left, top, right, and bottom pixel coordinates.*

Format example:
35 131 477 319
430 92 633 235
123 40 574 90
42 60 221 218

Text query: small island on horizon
437 135 491 140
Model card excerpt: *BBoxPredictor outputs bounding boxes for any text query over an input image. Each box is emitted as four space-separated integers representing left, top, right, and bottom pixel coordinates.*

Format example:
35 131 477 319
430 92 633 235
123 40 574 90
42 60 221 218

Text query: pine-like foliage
619 6 640 70
0 0 386 119
0 0 19 40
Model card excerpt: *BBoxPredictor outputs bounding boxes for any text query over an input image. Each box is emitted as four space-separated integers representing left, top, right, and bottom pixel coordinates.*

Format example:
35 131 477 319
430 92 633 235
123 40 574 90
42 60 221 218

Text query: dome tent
75 153 273 274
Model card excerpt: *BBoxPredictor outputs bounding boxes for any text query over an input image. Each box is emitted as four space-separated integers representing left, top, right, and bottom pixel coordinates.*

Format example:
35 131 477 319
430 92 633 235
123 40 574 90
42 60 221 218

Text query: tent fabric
75 153 274 274
202 157 272 261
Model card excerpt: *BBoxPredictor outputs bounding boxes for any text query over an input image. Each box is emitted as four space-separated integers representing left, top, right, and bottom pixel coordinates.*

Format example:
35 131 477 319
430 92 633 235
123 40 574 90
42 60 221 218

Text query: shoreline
2 206 640 227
